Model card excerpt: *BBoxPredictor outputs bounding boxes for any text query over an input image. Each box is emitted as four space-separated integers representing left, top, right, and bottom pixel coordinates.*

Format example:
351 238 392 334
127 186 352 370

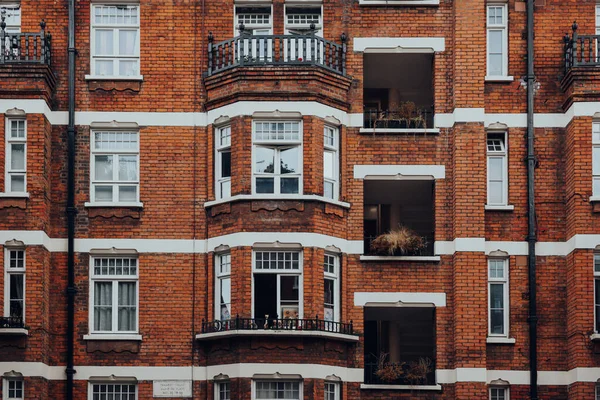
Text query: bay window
90 256 138 334
91 4 140 78
323 126 339 200
3 246 25 324
254 381 301 400
91 130 140 205
5 118 26 194
253 250 302 321
488 258 509 337
253 121 302 195
215 252 231 321
486 4 508 78
216 125 232 199
487 132 508 206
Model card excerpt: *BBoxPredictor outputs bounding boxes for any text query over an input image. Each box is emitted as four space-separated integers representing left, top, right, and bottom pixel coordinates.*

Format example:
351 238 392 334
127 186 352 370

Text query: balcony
196 315 358 342
1 20 51 65
0 316 27 335
0 19 55 102
207 30 347 77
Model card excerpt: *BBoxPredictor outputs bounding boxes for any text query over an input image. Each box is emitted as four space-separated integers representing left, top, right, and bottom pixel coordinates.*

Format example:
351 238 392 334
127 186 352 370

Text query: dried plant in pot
374 353 405 383
369 225 426 256
404 357 434 385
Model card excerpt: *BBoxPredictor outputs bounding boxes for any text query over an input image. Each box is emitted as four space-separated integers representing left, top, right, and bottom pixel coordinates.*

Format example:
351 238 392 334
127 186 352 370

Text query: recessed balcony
0 316 28 335
196 315 358 342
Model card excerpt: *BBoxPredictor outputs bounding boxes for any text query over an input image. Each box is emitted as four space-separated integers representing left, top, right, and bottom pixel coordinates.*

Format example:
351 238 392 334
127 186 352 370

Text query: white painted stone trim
83 334 143 341
360 384 442 390
353 165 445 180
353 37 445 53
0 328 28 335
354 292 447 307
358 128 440 134
486 337 516 344
359 255 441 262
358 0 439 5
204 194 351 209
195 330 359 343
0 192 30 198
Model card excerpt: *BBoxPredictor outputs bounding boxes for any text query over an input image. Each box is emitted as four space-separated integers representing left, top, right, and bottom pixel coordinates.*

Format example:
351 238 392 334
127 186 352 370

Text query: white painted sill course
486 337 516 344
204 194 351 209
84 202 144 208
360 384 442 391
195 329 359 343
360 255 441 262
0 328 29 335
85 75 144 81
484 204 515 211
0 192 30 198
83 334 143 341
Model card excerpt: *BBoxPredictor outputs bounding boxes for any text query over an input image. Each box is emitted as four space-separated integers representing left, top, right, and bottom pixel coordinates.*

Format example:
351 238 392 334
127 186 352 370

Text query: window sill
360 384 442 391
0 328 29 336
85 202 144 208
85 75 144 81
358 0 439 5
359 128 440 134
195 329 359 343
590 333 600 341
0 192 29 198
484 204 515 211
486 337 516 344
83 334 143 341
485 76 514 82
204 194 351 209
360 255 440 262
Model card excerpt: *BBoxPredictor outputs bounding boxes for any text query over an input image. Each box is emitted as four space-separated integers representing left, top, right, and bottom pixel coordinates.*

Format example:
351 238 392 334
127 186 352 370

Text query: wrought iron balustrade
564 21 600 71
0 316 24 329
207 29 347 77
363 109 434 130
201 314 354 335
0 18 52 65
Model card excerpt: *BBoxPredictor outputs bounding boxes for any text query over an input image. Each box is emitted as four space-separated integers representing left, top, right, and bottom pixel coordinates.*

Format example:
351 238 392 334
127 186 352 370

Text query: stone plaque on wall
153 380 192 398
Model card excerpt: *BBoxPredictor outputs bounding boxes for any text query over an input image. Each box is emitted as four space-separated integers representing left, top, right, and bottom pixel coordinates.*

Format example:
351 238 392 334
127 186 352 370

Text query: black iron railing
364 354 436 386
201 314 354 335
0 316 24 329
0 18 51 65
207 27 347 77
364 233 435 257
363 109 434 130
564 21 600 71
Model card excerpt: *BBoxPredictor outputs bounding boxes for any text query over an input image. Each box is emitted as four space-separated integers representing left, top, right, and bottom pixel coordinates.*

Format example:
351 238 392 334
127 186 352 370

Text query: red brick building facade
0 0 598 399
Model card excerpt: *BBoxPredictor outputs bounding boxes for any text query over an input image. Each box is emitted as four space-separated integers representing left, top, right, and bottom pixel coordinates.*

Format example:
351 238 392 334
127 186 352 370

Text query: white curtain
94 282 112 331
118 282 136 331
10 274 24 318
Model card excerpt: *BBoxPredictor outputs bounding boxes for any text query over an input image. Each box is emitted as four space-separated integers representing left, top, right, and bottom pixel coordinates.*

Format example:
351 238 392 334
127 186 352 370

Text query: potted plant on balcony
374 353 405 383
372 101 428 130
404 357 433 385
369 225 426 256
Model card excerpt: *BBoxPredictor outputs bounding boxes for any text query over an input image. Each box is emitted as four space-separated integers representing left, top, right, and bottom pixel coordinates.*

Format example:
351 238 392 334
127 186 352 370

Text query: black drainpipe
526 0 538 399
66 0 77 398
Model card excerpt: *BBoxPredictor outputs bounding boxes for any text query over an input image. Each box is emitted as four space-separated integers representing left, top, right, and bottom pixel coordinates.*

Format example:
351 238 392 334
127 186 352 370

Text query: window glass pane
324 151 335 179
119 60 137 76
594 177 600 196
220 277 231 320
280 147 300 174
118 282 136 331
119 30 137 55
594 147 600 175
489 260 505 279
118 186 137 202
118 155 138 181
95 29 114 55
95 186 113 202
9 274 24 318
256 178 274 193
255 147 275 173
221 151 232 178
490 283 505 334
324 181 334 199
95 60 114 76
94 282 113 331
280 177 299 194
10 175 25 192
489 181 503 204
95 155 114 181
220 180 231 198
10 144 25 170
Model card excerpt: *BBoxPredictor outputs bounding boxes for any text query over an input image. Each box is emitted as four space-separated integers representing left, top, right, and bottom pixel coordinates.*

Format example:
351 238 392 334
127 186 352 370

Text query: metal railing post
40 19 46 64
572 21 579 67
0 15 6 64
207 32 213 75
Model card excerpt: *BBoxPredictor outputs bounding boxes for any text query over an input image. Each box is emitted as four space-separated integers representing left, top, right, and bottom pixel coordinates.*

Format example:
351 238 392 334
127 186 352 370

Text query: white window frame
596 384 600 400
214 380 231 400
323 253 340 324
215 125 232 200
90 130 140 205
324 381 339 400
486 4 508 78
593 122 600 197
215 252 232 321
323 125 339 200
88 256 139 335
0 4 21 32
284 4 323 36
234 5 273 35
90 3 141 78
3 247 25 323
5 118 27 194
88 381 138 400
487 132 508 206
488 258 509 338
489 386 509 400
251 250 303 319
2 377 24 400
252 121 303 196
252 380 303 400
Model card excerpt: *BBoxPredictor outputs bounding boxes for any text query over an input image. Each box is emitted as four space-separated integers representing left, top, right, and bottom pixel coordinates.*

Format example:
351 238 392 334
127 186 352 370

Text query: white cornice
353 37 445 53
